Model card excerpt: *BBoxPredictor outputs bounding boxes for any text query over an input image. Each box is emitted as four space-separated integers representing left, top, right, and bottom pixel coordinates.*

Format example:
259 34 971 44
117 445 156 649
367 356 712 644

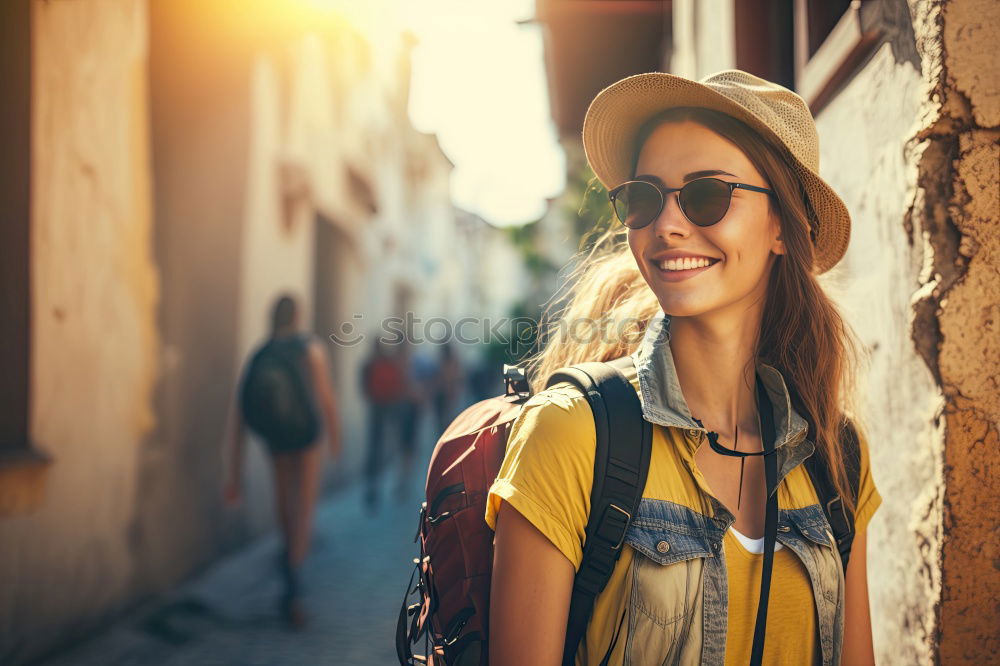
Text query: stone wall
909 0 1000 661
819 1 1000 662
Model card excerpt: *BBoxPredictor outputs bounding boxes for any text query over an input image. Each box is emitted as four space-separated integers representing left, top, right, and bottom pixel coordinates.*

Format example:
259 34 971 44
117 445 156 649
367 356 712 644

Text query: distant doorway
312 213 361 392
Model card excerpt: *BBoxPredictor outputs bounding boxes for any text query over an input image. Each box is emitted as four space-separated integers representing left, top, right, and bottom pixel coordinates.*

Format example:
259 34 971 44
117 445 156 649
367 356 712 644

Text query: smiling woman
487 70 880 666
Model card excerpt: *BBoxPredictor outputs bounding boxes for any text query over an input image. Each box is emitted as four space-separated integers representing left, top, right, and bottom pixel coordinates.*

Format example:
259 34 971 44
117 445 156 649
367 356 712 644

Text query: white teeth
658 257 715 271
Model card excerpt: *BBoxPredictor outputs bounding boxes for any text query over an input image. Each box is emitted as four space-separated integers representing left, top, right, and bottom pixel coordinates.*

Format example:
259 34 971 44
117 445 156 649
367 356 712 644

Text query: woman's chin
653 296 716 319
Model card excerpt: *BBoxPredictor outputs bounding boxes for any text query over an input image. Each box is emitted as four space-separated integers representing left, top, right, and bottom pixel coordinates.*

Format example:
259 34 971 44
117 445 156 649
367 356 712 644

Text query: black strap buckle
825 495 852 543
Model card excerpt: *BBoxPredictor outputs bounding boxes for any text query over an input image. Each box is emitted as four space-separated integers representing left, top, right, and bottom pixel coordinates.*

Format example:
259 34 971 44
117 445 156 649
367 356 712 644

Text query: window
735 0 889 114
0 0 32 462
735 0 796 91
793 0 888 111
1 0 50 518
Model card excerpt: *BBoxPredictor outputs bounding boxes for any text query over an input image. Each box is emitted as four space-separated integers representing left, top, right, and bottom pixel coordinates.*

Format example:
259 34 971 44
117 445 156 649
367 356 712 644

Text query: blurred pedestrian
432 341 465 435
395 343 439 499
223 294 341 629
360 337 406 511
469 347 504 402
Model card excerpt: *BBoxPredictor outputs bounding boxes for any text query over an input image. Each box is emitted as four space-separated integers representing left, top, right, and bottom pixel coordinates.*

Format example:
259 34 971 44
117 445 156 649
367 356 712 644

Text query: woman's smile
650 255 722 282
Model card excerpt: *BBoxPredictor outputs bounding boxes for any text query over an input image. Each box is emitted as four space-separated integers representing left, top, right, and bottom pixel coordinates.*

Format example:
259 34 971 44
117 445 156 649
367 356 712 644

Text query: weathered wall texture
819 0 1000 662
815 37 943 664
918 0 1000 660
0 0 160 662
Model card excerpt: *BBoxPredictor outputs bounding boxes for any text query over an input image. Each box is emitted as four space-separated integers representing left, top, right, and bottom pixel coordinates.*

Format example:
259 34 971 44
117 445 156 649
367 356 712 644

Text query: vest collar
630 311 813 479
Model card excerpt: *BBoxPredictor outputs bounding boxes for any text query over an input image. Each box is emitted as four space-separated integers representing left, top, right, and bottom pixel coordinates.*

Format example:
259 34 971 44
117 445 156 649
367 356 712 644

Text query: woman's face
626 120 784 320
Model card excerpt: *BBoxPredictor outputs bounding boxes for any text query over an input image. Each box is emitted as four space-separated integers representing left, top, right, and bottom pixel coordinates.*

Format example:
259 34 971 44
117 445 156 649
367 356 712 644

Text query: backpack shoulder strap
805 418 862 572
545 356 652 666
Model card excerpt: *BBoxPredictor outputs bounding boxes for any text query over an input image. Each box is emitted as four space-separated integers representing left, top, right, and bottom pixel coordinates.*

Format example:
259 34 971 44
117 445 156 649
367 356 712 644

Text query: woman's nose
651 191 693 240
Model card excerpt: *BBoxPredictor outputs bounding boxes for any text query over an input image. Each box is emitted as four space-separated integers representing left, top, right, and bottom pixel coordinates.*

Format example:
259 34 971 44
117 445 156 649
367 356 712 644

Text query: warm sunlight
292 0 564 226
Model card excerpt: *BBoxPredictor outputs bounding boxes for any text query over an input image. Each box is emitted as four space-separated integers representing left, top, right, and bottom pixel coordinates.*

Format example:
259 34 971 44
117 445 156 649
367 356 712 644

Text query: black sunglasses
609 177 774 229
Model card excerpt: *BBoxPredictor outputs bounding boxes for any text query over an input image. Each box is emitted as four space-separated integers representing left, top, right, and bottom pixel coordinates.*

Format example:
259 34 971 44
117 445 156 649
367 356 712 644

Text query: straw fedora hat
582 69 850 274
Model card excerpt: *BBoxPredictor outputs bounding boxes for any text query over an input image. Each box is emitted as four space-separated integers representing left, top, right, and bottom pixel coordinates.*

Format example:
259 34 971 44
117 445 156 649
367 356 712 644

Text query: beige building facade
0 1 516 662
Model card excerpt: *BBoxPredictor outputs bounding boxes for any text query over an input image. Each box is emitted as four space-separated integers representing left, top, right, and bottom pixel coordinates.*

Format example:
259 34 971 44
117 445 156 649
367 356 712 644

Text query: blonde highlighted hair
523 107 866 516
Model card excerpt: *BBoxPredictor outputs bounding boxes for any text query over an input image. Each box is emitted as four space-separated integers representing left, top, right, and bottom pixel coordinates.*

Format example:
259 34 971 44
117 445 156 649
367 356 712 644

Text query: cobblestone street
42 457 435 666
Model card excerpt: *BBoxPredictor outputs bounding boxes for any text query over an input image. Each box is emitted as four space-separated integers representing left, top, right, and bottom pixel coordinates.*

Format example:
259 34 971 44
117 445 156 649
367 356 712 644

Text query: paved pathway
43 454 435 666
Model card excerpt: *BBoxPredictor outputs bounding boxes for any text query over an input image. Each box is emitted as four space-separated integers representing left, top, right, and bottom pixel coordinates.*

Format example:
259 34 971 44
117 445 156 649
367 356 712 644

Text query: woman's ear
770 213 787 255
772 233 786 255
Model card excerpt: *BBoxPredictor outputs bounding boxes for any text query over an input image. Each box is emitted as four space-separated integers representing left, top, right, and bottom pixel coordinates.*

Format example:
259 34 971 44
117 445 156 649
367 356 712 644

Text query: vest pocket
630 551 701 627
786 513 835 549
625 519 714 565
622 501 713 665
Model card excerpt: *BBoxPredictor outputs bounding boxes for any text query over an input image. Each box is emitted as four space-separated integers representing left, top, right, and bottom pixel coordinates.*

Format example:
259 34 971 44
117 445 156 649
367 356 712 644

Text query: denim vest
622 312 845 666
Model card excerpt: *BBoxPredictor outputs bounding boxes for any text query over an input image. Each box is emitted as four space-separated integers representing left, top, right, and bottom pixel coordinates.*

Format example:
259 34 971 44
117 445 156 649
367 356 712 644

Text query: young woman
224 294 342 628
486 71 881 665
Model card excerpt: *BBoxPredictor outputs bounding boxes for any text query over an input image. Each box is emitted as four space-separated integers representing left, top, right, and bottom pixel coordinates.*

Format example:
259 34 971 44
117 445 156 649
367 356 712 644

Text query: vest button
777 525 791 533
656 540 671 553
712 541 721 552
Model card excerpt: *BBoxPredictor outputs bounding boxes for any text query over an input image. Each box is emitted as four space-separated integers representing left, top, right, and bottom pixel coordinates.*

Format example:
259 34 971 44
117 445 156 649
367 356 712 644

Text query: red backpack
395 357 653 666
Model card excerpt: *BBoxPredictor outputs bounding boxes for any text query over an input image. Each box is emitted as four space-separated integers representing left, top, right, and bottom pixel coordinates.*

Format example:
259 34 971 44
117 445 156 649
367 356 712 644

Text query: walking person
224 294 341 628
487 71 881 665
395 342 437 500
360 337 406 512
432 341 465 436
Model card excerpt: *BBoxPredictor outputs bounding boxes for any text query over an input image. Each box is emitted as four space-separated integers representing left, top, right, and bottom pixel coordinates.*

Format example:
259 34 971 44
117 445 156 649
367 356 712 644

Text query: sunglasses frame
608 177 774 229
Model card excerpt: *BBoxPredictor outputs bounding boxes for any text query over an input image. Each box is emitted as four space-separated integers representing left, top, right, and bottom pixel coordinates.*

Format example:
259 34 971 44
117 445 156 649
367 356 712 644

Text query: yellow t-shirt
485 372 881 665
723 530 821 664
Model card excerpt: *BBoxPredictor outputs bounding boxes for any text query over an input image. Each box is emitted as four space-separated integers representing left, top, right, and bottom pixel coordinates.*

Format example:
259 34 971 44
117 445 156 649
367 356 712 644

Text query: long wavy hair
524 106 865 515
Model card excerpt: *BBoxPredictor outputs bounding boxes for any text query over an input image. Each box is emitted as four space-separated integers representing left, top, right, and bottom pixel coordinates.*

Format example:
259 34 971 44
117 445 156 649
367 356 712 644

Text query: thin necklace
692 417 746 509
692 376 770 511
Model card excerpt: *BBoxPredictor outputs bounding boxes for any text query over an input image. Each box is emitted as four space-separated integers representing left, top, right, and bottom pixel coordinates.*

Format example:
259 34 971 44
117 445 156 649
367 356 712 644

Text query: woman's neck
668 312 762 442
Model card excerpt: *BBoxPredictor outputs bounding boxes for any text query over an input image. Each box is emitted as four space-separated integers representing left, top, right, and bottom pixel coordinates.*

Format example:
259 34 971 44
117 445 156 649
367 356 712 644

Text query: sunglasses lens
613 181 661 228
679 178 731 226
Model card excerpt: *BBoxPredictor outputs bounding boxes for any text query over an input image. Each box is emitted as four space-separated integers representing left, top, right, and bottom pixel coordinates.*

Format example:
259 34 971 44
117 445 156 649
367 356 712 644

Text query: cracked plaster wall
817 0 998 663
928 0 1000 660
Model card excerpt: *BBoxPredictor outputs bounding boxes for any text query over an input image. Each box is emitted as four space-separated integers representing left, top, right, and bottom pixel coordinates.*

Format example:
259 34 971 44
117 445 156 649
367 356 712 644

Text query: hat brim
582 72 850 274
